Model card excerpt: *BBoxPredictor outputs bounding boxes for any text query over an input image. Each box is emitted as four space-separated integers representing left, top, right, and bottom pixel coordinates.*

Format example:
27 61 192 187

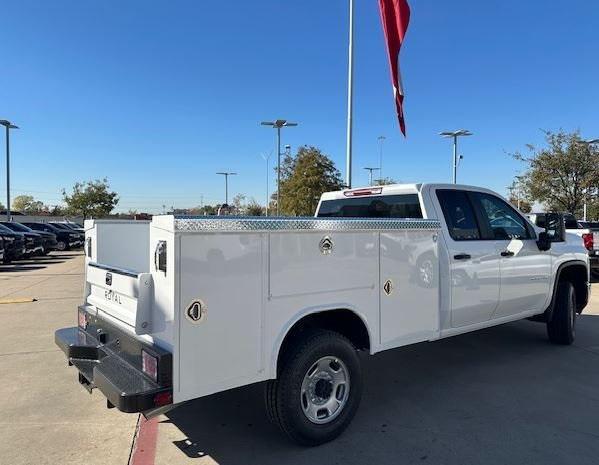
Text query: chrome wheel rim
300 356 350 424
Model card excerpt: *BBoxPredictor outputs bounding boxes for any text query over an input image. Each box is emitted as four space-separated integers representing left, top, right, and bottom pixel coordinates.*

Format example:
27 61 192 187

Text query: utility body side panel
168 218 440 404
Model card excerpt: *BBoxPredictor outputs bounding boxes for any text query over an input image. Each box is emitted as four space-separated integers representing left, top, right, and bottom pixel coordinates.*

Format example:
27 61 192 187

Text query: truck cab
317 183 589 331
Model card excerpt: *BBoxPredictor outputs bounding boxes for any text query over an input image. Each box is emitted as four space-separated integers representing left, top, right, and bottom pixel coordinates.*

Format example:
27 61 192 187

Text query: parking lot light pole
363 167 380 186
261 120 298 215
216 172 237 206
0 120 19 221
440 129 473 184
578 138 599 221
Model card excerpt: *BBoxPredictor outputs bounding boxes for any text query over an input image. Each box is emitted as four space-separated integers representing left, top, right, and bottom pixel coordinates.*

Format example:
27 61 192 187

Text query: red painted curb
130 415 159 465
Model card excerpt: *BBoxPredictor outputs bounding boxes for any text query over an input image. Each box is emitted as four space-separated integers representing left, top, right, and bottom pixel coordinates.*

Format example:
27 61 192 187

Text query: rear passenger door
436 190 501 328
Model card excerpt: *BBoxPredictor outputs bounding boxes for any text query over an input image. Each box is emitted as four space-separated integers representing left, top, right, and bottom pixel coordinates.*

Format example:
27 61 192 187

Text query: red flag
379 0 410 136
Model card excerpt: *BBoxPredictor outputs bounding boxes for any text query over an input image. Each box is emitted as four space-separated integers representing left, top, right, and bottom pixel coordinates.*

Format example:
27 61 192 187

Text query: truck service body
56 183 590 445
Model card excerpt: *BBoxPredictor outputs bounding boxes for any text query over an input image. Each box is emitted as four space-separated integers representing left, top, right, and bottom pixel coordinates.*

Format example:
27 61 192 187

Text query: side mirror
544 212 566 242
537 231 552 251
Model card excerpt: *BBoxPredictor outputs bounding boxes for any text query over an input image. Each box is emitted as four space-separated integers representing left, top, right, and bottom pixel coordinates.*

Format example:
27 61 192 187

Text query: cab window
436 190 481 240
474 193 531 240
317 194 422 218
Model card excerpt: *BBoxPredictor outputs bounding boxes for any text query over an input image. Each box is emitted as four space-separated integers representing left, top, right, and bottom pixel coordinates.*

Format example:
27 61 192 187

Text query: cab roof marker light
344 187 383 197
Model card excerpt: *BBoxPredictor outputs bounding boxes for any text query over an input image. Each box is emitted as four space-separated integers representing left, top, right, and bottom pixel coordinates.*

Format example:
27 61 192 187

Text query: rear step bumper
55 310 172 413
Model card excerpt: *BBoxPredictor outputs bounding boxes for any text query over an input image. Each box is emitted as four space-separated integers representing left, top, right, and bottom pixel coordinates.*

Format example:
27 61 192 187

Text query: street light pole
216 172 237 206
0 120 19 221
440 129 473 184
261 120 298 215
363 167 380 186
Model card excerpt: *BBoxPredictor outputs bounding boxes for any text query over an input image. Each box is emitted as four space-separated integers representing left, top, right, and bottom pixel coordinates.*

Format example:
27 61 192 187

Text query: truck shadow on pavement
0 252 80 273
164 314 599 465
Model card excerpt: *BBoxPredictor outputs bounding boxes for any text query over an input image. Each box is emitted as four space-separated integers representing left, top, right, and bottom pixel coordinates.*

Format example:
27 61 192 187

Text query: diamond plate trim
173 216 441 232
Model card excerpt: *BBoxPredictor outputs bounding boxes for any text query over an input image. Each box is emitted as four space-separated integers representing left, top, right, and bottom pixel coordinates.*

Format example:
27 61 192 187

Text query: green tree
374 177 397 186
49 205 67 216
278 146 344 216
506 179 533 213
586 199 599 221
12 195 45 213
246 198 264 216
62 178 119 219
507 196 532 213
513 130 599 217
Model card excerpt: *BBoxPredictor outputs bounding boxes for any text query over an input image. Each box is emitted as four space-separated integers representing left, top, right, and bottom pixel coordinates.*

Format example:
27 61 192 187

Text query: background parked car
59 221 84 233
0 222 44 257
0 236 4 263
0 222 57 255
49 222 84 248
23 222 79 251
0 224 26 263
528 212 599 279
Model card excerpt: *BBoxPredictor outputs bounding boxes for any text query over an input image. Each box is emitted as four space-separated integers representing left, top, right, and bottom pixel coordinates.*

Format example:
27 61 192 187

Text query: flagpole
345 0 354 188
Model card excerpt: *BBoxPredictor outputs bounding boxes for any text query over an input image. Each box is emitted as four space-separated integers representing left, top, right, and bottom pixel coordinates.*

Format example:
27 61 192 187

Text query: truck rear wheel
547 280 576 345
266 329 362 446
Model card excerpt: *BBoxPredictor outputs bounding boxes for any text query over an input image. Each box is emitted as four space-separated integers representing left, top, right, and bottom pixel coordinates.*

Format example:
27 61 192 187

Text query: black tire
547 280 576 345
56 241 67 251
266 329 362 446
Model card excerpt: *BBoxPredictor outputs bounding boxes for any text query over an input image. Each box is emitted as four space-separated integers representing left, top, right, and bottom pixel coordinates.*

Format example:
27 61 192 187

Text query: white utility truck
56 184 590 445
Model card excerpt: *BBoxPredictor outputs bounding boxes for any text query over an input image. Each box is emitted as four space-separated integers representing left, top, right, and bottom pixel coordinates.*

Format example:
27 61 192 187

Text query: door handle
500 250 514 257
453 253 471 260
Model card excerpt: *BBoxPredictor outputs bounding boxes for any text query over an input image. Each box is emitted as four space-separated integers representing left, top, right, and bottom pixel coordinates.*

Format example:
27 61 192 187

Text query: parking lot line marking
0 297 37 304
129 415 158 465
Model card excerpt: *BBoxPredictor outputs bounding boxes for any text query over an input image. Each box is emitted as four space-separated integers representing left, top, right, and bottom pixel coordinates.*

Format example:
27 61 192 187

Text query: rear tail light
153 391 172 407
142 350 158 382
582 233 593 251
78 309 87 329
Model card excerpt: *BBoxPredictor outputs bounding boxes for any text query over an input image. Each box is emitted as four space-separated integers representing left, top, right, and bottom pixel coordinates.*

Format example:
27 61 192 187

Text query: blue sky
1 1 598 213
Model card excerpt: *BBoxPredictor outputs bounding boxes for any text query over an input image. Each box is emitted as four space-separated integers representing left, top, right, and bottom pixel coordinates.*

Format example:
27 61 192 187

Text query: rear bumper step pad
55 326 172 413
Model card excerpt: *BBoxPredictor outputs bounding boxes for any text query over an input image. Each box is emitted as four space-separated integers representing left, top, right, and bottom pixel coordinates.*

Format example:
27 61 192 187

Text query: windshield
1 222 33 233
0 224 19 234
50 223 72 231
317 194 423 218
24 223 60 233
564 214 579 229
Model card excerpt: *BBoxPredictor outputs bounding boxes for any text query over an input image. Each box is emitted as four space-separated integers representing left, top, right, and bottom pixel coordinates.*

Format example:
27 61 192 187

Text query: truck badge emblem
383 279 393 296
319 236 334 255
105 272 112 286
186 300 206 323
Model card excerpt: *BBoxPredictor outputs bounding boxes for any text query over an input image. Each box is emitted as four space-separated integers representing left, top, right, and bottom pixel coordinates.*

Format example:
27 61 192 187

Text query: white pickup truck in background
528 212 599 279
56 183 590 446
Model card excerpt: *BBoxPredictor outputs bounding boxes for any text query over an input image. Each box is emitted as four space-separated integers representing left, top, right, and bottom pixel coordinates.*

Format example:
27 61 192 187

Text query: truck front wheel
266 329 362 446
547 280 576 345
